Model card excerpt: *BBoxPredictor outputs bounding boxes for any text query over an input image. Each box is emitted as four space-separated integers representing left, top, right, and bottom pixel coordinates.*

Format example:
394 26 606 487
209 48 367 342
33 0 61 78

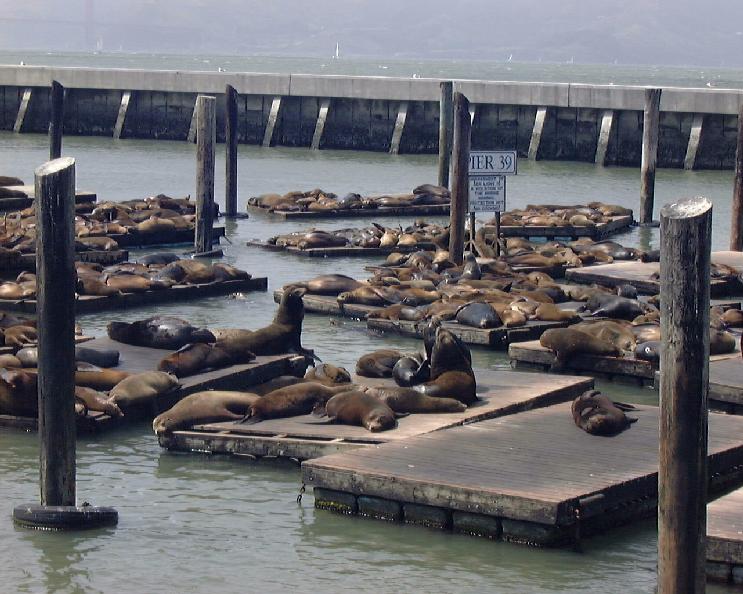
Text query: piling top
35 157 75 177
660 196 712 219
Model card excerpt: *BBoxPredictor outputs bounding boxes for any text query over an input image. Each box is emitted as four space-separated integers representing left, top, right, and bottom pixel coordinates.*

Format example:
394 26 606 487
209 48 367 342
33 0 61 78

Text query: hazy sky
1 0 743 67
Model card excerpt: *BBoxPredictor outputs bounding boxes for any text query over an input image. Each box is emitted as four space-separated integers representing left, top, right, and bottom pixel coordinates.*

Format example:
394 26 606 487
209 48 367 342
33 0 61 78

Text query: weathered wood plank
497 214 633 239
246 202 450 219
246 240 435 258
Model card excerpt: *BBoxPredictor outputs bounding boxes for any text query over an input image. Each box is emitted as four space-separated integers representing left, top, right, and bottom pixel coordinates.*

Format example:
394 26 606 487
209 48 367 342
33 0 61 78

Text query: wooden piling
731 104 743 251
13 88 32 133
195 95 216 254
658 196 712 594
224 84 238 217
438 81 454 188
35 157 77 507
449 92 471 265
49 81 64 160
640 88 662 225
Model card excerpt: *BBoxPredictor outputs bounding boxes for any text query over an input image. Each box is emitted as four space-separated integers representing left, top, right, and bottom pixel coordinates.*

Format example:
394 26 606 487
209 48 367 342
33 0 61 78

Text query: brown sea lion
314 390 398 432
534 303 581 323
710 329 736 355
0 368 37 416
3 325 37 349
355 349 404 378
572 320 636 353
288 274 363 296
105 273 152 293
571 390 637 436
74 368 131 391
153 391 261 435
722 309 743 328
413 327 477 405
249 375 307 396
540 328 622 372
108 371 180 408
157 343 240 377
242 382 352 423
74 386 123 417
364 386 466 414
304 364 352 385
0 354 22 368
214 286 317 362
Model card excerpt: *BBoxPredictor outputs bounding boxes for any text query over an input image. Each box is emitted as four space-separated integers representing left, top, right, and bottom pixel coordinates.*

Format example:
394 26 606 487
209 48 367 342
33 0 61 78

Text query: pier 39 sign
468 150 517 212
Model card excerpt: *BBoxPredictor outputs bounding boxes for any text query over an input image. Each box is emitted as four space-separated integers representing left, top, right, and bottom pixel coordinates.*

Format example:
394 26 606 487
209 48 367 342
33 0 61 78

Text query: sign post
468 150 517 257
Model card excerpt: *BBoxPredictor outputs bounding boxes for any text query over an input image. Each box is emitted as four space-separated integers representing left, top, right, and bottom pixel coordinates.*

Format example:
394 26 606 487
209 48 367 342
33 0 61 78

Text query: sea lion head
307 363 351 384
107 321 132 342
275 286 307 324
189 327 217 344
430 327 472 376
365 408 397 432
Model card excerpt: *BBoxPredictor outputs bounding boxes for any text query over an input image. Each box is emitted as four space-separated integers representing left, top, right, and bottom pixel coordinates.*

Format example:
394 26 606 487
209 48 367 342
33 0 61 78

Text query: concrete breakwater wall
1 65 743 169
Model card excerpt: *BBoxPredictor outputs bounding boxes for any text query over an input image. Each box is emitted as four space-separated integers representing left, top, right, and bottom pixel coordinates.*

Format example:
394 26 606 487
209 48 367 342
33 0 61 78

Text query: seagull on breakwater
218 67 227 72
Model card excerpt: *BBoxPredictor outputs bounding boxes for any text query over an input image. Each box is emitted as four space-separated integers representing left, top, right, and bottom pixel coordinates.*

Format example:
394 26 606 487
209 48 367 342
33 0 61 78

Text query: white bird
218 67 226 72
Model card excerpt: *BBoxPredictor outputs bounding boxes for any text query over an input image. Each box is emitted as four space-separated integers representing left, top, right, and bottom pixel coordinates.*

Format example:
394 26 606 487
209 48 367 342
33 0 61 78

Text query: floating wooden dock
302 403 743 547
708 357 743 413
246 240 435 258
706 486 743 585
1 250 130 276
565 251 743 296
274 291 379 319
0 337 309 434
496 214 634 240
0 186 96 212
0 277 267 314
110 226 225 248
0 334 93 356
158 369 593 460
246 203 450 219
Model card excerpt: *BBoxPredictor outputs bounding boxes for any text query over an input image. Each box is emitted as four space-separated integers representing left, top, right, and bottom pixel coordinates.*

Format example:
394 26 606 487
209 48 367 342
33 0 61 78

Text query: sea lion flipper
612 401 637 411
394 411 410 419
627 416 639 424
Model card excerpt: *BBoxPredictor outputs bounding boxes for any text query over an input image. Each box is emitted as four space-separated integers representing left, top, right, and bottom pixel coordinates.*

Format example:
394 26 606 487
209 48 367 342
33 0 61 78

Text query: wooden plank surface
0 277 267 314
163 369 593 457
498 215 634 239
246 203 450 219
710 357 743 405
246 240 435 258
707 486 743 564
303 403 743 527
110 226 225 248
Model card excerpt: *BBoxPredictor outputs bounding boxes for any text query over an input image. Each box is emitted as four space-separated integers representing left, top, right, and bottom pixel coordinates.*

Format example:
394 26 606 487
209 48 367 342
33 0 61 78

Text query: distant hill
1 0 742 68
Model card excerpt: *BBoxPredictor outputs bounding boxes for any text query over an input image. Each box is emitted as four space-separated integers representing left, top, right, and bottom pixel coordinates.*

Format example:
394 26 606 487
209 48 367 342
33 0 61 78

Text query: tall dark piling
658 196 712 594
225 84 238 217
449 92 471 265
731 103 743 250
438 81 454 189
640 88 661 225
195 95 216 254
49 81 64 160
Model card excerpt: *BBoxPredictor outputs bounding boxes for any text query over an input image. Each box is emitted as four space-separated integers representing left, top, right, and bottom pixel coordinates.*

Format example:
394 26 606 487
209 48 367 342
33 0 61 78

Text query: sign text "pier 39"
468 150 517 212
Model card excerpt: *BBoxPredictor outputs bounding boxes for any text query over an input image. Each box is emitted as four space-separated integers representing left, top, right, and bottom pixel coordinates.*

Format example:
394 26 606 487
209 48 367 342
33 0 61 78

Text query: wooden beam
113 90 131 140
49 81 64 160
35 157 77 506
310 98 330 150
195 96 216 254
13 88 32 133
528 107 547 160
389 101 409 155
438 81 454 188
449 92 471 266
640 88 662 225
684 114 704 171
732 104 743 251
262 96 282 148
658 196 712 594
594 109 614 165
224 84 238 217
186 96 198 143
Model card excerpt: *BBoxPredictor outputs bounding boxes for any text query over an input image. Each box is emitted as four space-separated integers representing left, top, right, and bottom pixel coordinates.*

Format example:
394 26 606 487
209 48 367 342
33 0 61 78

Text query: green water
0 111 740 591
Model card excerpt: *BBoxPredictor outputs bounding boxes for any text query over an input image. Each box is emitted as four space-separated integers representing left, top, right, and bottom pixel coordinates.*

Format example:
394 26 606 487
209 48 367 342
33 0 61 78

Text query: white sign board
469 150 517 176
469 175 505 212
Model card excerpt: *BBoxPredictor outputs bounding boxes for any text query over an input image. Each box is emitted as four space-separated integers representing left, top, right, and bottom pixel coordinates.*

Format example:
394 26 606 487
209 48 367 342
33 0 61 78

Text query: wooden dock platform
706 486 743 585
0 277 267 314
274 291 379 319
497 214 634 240
708 357 743 412
158 369 593 460
110 226 225 248
246 240 435 258
246 203 450 219
302 403 743 547
0 337 309 434
565 251 743 296
2 250 130 276
0 186 96 212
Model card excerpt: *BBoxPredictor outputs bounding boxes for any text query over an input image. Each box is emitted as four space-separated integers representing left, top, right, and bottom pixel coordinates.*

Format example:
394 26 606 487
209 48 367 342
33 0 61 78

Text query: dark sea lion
0 368 37 416
242 382 351 423
0 175 24 186
641 250 661 263
214 286 317 362
153 390 261 435
413 327 477 405
75 345 120 368
710 329 736 355
365 386 466 414
288 274 363 296
585 296 645 321
616 284 638 299
107 316 215 350
157 343 240 378
392 354 430 387
461 253 481 280
455 302 501 329
314 390 398 432
139 252 180 266
571 390 638 436
249 375 307 396
355 349 404 378
540 328 622 372
635 341 661 364
0 313 34 329
74 386 123 417
15 347 38 367
108 371 180 408
304 364 351 385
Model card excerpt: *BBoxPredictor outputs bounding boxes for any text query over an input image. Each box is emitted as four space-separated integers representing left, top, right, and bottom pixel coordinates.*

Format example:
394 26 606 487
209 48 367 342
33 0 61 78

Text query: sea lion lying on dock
157 342 240 378
540 328 622 372
74 386 123 418
107 371 180 408
0 368 37 416
355 349 404 378
107 316 215 350
241 382 353 423
571 390 637 436
304 364 352 385
364 386 466 414
286 274 363 296
313 390 399 432
153 391 261 435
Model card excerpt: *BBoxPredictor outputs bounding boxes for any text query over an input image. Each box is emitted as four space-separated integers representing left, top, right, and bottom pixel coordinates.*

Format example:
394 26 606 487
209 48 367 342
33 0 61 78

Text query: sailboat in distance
332 42 340 60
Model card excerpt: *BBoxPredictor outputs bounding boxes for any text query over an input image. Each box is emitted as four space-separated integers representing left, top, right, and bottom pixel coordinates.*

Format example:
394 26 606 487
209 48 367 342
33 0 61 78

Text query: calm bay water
0 51 741 594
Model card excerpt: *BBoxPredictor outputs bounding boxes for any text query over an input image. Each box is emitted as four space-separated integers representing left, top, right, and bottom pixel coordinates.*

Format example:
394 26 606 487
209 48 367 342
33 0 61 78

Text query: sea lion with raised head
314 390 398 432
413 327 477 405
153 390 261 435
571 390 638 436
540 328 622 372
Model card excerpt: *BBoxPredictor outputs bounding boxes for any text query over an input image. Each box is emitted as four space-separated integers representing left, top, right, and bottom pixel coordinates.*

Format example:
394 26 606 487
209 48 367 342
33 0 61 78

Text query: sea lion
74 386 123 417
214 286 317 362
15 347 38 367
722 308 743 328
304 364 352 385
108 371 180 408
616 284 638 300
314 390 398 432
355 349 404 378
572 320 636 353
249 375 307 396
3 325 37 349
74 367 130 391
392 353 430 387
571 390 638 436
242 382 352 423
0 313 35 329
0 368 37 416
630 323 661 344
710 329 736 355
107 316 215 350
461 253 482 280
75 345 120 368
139 252 180 266
365 386 466 414
157 343 239 377
153 391 261 435
413 327 477 405
635 341 661 364
534 303 581 323
0 354 22 368
584 296 645 321
540 328 622 372
288 274 363 296
455 302 501 329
